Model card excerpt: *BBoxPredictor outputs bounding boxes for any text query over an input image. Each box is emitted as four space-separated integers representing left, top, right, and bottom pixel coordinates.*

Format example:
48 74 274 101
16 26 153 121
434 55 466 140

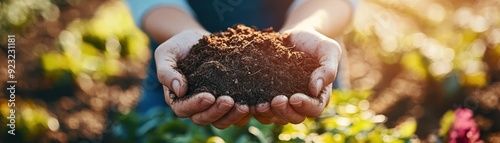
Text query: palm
155 29 251 129
253 28 341 124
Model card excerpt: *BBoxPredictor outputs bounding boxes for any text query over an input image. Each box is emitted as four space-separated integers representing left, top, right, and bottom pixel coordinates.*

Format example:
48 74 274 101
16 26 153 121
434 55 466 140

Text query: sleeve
348 0 361 10
125 0 195 28
289 0 361 13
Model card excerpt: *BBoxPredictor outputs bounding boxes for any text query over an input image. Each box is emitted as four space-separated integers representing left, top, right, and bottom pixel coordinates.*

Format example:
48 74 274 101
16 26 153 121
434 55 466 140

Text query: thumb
154 29 209 97
155 43 189 97
287 30 342 97
309 40 341 97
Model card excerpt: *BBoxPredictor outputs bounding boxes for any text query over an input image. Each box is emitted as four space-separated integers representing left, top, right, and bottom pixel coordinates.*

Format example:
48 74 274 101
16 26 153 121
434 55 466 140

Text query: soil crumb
176 25 320 106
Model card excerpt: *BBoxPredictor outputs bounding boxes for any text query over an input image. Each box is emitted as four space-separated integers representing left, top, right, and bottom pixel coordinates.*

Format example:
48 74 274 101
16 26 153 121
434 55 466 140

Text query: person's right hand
155 29 251 129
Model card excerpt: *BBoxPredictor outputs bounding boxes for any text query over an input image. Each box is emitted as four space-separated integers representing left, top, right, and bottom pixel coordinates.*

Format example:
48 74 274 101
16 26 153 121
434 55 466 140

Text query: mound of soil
176 25 320 106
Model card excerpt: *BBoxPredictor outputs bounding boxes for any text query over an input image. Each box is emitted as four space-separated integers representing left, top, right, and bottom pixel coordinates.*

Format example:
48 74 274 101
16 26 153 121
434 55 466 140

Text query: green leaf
351 119 375 135
156 120 188 135
438 110 455 137
396 118 417 138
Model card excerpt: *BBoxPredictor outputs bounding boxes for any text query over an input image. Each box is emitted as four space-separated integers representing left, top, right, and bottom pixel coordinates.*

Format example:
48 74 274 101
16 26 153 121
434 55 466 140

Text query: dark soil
176 25 320 106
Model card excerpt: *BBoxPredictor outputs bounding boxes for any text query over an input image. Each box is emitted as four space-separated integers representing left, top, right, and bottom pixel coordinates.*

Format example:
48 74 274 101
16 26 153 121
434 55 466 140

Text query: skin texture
253 28 340 124
154 29 250 129
252 0 353 125
143 0 354 128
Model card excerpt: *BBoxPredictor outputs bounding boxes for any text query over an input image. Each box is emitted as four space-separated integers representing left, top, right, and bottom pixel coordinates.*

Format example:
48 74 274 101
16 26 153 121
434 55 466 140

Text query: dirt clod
176 25 320 106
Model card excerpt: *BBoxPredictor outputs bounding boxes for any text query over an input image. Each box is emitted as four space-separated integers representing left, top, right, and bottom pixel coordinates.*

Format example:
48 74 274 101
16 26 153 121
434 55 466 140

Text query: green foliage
1 1 148 142
277 90 417 143
349 0 500 88
0 99 55 142
3 0 499 142
439 110 455 141
0 0 59 35
113 107 208 143
39 1 149 81
113 91 418 143
113 107 274 143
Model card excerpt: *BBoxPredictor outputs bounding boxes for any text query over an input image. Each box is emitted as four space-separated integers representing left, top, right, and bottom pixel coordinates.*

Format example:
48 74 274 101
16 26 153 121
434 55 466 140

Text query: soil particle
176 25 320 106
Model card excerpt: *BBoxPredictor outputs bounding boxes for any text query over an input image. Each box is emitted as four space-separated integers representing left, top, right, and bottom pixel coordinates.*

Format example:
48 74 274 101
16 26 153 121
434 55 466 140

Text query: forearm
281 0 354 37
143 6 207 43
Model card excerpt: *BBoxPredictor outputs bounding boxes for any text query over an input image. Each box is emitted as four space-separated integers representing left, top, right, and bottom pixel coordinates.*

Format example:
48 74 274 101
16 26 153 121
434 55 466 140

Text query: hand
155 29 250 129
253 27 341 124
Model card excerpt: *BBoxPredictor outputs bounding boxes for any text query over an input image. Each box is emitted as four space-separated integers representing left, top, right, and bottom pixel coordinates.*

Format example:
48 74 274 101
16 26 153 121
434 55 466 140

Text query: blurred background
0 0 499 142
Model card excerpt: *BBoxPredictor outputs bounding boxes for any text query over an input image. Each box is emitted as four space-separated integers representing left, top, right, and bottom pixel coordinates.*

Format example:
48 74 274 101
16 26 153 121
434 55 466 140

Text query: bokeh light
1 0 499 142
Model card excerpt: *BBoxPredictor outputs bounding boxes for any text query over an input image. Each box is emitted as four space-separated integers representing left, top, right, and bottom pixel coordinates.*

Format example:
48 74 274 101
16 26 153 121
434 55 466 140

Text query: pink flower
448 108 482 143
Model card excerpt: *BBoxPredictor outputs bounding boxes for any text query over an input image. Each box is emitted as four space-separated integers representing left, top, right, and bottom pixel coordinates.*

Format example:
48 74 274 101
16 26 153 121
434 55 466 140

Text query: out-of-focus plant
1 1 149 142
112 91 418 143
276 90 418 143
0 0 61 35
112 107 275 143
349 0 500 93
41 1 149 82
439 108 482 143
2 0 499 142
0 98 57 142
346 0 500 140
439 110 455 141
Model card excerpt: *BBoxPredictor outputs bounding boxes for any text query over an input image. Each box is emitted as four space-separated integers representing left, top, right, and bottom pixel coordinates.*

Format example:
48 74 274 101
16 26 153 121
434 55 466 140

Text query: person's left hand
252 27 341 124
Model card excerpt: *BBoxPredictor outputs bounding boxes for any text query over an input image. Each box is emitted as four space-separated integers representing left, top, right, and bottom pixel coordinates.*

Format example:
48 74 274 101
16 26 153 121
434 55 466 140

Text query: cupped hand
155 29 250 129
253 27 341 124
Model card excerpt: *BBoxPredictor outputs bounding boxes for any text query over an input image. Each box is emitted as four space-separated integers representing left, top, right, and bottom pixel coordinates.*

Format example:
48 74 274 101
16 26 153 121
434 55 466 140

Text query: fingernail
200 99 213 108
236 105 249 114
291 100 303 108
258 105 271 113
315 79 323 96
274 98 287 110
172 80 180 96
218 103 232 110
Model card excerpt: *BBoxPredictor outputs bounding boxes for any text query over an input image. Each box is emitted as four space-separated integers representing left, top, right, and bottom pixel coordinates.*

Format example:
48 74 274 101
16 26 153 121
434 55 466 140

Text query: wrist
159 27 209 44
171 28 210 50
180 28 210 37
280 23 316 34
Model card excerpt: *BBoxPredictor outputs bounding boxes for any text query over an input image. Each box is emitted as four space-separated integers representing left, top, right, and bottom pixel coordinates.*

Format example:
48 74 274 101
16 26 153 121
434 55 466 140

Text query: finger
287 31 341 97
191 96 234 126
155 30 209 97
289 84 332 117
234 114 251 127
253 103 287 125
155 42 190 97
164 89 215 118
271 95 306 124
254 103 276 124
287 29 342 61
273 117 289 125
254 114 273 124
249 105 257 114
256 103 274 118
212 104 249 129
308 40 341 97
